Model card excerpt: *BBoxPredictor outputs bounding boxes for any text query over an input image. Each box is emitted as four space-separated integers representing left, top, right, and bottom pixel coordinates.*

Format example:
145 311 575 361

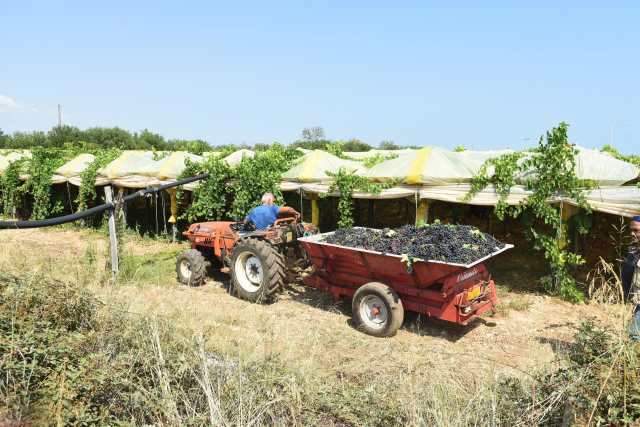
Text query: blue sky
1 1 638 152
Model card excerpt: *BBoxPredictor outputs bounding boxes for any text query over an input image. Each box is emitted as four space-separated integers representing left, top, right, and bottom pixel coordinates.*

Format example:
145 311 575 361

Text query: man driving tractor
177 191 314 303
245 192 299 229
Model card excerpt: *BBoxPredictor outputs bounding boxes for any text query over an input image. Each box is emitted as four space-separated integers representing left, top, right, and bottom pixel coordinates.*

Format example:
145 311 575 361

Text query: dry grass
587 257 625 304
1 227 634 426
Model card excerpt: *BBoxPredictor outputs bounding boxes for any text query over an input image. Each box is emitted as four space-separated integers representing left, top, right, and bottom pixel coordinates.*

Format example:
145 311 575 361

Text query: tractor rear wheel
352 282 404 337
176 249 209 286
230 238 285 303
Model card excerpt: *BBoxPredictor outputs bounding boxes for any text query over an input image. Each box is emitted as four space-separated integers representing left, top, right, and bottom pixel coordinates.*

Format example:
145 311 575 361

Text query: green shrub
0 272 310 425
491 319 640 426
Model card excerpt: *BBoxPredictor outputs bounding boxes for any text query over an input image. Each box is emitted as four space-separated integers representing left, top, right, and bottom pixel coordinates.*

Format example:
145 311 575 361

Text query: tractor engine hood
184 221 235 238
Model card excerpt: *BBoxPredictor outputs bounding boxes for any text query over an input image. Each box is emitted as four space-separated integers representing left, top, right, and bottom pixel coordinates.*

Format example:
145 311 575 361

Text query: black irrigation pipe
120 173 209 203
0 203 116 229
0 173 210 229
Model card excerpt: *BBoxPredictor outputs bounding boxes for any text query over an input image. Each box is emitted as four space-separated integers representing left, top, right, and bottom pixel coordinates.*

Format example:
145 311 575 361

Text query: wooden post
104 186 119 280
308 194 320 227
116 186 126 224
168 188 178 242
416 199 430 225
558 202 580 250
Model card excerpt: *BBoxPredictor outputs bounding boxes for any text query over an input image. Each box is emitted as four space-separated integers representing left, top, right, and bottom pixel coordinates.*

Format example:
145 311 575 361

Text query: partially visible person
244 192 299 230
623 215 640 340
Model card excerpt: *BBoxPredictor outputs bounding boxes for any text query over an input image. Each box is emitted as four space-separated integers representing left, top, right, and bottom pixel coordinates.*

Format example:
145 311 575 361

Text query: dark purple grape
323 224 506 264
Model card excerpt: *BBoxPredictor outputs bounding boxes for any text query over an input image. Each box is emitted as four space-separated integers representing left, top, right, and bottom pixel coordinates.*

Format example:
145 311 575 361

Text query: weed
0 271 313 425
497 296 533 315
587 257 625 304
118 250 181 285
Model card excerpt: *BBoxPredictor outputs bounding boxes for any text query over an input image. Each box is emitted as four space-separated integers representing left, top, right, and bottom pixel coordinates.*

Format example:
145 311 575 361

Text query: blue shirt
246 205 280 230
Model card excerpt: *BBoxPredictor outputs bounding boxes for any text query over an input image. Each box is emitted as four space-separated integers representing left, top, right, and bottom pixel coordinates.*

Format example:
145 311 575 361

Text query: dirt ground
0 227 622 386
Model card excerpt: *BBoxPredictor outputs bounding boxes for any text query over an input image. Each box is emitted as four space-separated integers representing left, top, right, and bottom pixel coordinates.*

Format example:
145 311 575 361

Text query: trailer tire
176 249 209 286
352 282 404 337
230 238 285 303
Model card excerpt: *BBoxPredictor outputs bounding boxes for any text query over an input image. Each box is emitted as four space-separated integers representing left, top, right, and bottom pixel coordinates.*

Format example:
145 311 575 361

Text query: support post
168 188 178 242
311 197 320 227
116 186 126 224
104 186 119 280
416 199 430 225
558 202 580 250
367 199 375 227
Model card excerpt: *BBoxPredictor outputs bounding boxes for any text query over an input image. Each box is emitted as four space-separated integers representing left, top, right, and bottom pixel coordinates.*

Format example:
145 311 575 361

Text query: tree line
0 126 212 154
0 125 414 154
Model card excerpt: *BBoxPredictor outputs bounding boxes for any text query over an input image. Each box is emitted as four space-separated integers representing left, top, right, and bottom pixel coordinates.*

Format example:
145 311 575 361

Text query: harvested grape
322 224 506 265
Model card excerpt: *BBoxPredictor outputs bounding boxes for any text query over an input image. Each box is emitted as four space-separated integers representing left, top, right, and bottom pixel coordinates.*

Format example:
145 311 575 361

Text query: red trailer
298 229 513 337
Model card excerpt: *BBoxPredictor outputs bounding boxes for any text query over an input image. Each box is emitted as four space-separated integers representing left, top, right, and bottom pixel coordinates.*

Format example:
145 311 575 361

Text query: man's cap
633 215 640 222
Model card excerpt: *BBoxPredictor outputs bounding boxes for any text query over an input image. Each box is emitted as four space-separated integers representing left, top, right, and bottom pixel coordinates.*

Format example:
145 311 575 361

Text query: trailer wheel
230 238 285 303
352 282 404 337
176 249 209 286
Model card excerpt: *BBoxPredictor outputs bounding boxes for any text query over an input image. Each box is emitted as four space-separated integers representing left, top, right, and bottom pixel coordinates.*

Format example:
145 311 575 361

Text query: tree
135 129 167 150
252 143 272 152
83 127 133 148
0 129 9 148
290 139 330 150
301 127 325 142
47 125 84 147
9 131 47 148
339 139 372 152
378 140 401 150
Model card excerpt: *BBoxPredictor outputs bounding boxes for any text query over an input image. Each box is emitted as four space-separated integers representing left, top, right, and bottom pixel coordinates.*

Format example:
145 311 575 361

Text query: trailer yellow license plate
467 285 481 301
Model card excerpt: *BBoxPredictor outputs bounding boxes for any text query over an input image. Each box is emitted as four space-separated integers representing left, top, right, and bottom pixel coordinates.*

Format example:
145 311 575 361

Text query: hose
0 203 115 229
0 173 210 229
119 173 208 203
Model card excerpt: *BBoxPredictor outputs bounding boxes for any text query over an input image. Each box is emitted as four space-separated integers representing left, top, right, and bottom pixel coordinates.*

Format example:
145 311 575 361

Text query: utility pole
57 104 62 127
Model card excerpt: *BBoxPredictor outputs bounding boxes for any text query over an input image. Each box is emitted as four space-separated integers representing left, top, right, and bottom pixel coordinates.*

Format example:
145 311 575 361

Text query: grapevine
177 157 232 222
76 149 121 212
22 148 77 220
229 144 301 219
465 152 524 219
326 168 394 228
360 153 398 168
465 122 592 302
0 158 26 217
176 144 301 222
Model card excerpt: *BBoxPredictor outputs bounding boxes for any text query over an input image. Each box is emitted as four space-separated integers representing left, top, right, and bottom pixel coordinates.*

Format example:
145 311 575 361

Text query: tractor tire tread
231 238 285 303
176 248 209 286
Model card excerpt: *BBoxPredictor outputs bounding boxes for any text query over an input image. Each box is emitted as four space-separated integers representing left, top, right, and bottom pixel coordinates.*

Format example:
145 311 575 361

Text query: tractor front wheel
230 238 285 303
176 249 209 286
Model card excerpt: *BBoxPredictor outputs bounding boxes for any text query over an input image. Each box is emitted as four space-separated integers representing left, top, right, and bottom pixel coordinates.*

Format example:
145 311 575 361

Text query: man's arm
245 207 256 223
278 206 299 217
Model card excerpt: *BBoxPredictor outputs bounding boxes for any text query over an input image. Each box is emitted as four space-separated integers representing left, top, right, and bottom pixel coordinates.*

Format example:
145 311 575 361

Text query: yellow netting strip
299 150 321 182
406 146 432 184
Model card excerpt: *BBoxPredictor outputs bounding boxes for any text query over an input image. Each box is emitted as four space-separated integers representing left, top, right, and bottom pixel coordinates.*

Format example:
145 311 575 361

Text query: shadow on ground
284 281 489 342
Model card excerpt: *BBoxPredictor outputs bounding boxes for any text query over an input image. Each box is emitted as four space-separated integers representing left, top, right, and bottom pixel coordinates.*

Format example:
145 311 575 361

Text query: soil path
0 228 619 383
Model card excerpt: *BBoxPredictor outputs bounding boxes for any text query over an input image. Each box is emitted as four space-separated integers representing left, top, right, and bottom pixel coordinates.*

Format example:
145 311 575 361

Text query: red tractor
176 210 317 302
